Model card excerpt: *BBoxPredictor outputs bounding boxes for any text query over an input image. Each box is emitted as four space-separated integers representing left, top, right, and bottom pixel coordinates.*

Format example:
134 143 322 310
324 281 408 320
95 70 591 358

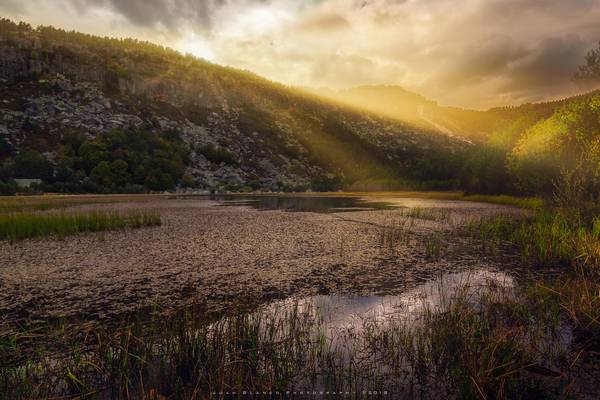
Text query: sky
1 0 600 109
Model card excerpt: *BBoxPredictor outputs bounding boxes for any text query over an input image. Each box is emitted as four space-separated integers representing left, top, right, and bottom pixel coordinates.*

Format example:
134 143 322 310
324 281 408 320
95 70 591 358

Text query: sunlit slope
0 19 466 190
309 80 599 195
506 91 600 193
311 84 597 144
449 90 600 194
309 85 436 128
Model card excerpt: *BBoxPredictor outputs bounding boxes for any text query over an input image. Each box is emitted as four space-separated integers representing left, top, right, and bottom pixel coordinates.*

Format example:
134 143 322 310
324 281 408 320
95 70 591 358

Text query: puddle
197 269 528 393
211 195 398 213
265 269 515 332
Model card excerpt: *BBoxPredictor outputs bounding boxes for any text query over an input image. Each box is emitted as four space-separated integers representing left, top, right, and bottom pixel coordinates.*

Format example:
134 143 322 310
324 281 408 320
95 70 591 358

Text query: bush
311 173 343 192
197 144 237 165
0 179 17 195
13 150 54 181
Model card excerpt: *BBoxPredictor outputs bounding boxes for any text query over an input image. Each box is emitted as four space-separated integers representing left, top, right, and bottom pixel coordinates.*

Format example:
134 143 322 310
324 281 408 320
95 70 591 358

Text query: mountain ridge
0 18 465 193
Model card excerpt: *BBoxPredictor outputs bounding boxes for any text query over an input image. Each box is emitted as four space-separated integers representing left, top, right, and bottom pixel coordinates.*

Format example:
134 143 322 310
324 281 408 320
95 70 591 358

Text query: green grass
465 210 600 268
403 206 452 222
458 194 543 209
0 210 161 241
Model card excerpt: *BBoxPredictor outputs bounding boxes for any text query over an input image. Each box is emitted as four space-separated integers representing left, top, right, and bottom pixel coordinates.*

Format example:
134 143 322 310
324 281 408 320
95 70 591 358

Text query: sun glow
176 33 216 61
220 5 292 37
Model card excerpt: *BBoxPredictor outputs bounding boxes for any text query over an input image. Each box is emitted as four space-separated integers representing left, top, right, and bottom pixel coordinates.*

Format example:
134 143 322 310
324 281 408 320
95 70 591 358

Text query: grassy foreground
466 210 600 267
1 192 598 399
0 210 161 240
0 275 589 399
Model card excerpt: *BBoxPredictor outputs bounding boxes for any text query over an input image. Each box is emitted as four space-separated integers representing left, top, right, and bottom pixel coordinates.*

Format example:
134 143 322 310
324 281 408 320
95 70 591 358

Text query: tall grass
0 279 577 400
0 211 161 240
0 194 167 214
465 210 600 268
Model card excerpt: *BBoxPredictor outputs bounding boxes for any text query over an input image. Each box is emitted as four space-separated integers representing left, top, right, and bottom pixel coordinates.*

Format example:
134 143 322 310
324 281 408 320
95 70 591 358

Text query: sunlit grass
0 211 161 241
403 206 452 222
466 210 600 268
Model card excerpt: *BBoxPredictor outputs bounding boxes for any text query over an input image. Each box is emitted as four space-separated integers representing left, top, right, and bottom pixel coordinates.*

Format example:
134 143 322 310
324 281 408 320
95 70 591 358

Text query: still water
213 195 398 213
263 269 514 331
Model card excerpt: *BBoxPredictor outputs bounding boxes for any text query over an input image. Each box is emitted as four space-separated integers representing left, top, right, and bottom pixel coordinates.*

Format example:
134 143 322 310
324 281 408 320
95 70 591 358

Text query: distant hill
0 18 597 197
309 84 595 143
308 82 600 196
0 19 466 194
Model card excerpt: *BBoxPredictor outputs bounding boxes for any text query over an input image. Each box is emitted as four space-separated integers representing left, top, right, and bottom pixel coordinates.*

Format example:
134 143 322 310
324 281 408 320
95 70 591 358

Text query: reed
0 210 161 241
0 278 577 400
465 210 600 268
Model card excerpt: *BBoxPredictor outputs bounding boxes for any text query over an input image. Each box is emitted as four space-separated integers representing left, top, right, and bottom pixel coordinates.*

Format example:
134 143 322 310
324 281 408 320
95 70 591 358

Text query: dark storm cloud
73 0 226 30
2 0 600 107
504 36 591 92
76 0 325 31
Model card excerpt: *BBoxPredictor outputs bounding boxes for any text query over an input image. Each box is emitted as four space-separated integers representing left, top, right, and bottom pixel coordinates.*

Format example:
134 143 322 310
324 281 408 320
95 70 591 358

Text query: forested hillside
312 83 600 199
0 19 464 194
438 92 600 197
1 18 597 199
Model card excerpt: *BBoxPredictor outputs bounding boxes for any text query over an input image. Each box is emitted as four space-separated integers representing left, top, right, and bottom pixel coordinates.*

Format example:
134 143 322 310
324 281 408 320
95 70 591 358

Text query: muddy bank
0 197 525 327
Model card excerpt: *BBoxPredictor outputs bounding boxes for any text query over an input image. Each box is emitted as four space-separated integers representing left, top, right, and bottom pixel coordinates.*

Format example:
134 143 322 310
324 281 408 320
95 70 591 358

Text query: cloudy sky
2 0 599 108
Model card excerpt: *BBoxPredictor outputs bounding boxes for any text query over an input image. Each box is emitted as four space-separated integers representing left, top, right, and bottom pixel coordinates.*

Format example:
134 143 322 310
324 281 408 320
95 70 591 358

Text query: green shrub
196 144 237 165
54 127 189 193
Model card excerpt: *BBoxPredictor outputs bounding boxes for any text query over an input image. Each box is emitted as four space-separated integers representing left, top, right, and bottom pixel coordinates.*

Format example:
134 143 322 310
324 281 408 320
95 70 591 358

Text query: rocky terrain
0 21 467 191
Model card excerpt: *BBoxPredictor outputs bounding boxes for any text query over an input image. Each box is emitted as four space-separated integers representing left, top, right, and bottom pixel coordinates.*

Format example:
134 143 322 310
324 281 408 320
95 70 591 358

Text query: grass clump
459 194 543 209
466 210 599 268
404 206 452 222
0 210 161 240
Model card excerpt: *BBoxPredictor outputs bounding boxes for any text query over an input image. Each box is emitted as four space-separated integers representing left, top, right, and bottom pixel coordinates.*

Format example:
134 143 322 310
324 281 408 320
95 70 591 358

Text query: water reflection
213 195 398 213
267 269 514 331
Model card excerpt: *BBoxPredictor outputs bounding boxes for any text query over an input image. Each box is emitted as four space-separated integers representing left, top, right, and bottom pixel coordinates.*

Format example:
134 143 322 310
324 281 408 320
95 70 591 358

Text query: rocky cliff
0 20 466 192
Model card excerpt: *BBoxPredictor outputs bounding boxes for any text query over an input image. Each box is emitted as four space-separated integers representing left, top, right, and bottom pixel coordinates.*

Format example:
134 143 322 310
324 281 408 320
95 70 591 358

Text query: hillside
312 84 600 197
308 86 436 129
0 19 466 194
429 91 600 195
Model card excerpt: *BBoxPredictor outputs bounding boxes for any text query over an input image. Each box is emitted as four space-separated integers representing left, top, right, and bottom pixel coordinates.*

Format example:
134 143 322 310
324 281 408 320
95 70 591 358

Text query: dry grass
0 194 168 214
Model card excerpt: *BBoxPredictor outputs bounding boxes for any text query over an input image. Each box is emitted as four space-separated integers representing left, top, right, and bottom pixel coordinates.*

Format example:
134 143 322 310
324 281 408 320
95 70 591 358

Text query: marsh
0 194 525 327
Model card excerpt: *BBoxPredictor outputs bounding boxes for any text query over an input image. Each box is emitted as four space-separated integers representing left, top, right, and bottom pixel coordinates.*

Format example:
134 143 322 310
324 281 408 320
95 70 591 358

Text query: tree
13 150 54 180
89 161 113 188
573 41 600 86
0 137 13 157
109 160 130 188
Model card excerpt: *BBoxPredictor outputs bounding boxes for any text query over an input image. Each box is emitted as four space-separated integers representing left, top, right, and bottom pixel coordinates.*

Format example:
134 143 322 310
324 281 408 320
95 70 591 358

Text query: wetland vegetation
0 7 599 400
0 189 598 399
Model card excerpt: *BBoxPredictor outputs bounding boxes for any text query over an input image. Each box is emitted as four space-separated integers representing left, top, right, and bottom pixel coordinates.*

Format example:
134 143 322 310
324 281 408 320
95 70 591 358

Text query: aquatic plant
403 207 452 222
465 210 600 268
0 194 166 213
0 210 161 241
0 275 580 399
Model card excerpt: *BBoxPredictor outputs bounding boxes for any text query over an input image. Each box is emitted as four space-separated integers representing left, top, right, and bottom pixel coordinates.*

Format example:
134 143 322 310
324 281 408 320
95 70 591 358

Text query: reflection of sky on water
213 195 398 213
371 197 510 209
269 269 515 333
